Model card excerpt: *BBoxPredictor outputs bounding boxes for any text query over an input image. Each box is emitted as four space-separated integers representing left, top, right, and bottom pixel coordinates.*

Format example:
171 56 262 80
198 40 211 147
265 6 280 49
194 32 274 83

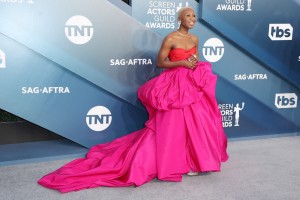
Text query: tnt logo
65 15 94 44
202 38 224 62
0 49 6 68
275 93 298 109
268 24 293 41
86 106 112 131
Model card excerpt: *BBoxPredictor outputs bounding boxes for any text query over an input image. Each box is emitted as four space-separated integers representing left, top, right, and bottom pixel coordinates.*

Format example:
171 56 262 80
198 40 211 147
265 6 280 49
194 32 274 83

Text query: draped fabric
38 47 229 193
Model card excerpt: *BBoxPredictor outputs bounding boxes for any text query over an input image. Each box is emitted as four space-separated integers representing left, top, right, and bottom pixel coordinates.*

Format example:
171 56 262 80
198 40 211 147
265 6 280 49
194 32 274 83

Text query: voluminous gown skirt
38 61 229 193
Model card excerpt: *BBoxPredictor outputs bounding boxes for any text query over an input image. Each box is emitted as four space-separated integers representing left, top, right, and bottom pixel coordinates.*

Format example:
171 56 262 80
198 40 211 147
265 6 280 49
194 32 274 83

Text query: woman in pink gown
38 7 228 193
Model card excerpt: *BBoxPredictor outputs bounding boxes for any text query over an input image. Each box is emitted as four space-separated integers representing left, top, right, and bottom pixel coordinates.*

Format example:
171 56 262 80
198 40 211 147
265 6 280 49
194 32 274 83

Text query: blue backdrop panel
0 0 299 147
132 0 300 137
0 0 162 106
0 33 148 147
0 0 163 147
200 0 300 87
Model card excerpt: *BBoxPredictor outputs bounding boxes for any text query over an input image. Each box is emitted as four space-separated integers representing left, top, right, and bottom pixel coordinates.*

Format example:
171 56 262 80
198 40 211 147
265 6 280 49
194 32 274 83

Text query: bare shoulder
164 32 177 42
189 34 199 43
162 32 177 47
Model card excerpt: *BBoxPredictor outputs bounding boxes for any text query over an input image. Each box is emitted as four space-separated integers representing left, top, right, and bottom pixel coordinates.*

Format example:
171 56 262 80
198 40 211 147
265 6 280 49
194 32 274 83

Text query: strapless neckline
168 47 197 61
171 47 196 52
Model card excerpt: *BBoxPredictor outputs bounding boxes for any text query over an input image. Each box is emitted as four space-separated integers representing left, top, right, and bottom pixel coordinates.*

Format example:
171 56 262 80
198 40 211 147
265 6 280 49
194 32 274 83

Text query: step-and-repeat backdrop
0 0 299 147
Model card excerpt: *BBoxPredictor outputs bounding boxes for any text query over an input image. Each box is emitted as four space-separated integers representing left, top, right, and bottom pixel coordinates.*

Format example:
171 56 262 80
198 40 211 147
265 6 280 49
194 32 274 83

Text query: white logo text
110 58 153 66
86 106 112 131
65 15 94 44
234 74 267 81
0 49 6 68
22 87 70 94
202 38 224 62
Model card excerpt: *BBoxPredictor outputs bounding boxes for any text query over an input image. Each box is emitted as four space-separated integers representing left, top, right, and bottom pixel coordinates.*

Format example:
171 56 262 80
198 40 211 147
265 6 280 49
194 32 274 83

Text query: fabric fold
38 47 228 193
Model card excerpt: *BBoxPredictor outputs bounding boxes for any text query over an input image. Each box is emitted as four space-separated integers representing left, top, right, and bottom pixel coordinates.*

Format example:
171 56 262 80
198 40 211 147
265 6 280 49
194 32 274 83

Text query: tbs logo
275 93 298 109
268 24 293 41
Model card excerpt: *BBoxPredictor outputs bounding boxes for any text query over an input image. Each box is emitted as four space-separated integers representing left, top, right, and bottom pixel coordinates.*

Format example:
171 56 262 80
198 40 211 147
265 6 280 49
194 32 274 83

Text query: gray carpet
1 136 300 200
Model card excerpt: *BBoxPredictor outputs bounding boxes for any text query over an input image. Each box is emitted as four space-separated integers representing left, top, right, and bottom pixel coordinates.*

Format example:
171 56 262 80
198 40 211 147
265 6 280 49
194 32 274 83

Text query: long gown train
38 47 229 193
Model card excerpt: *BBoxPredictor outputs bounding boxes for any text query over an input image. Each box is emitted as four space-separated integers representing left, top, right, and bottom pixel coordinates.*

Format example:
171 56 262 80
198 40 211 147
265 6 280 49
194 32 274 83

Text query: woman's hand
183 54 198 69
188 54 198 63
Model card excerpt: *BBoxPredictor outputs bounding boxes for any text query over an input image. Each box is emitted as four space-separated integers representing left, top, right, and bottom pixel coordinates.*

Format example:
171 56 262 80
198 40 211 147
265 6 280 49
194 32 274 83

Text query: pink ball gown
38 47 229 193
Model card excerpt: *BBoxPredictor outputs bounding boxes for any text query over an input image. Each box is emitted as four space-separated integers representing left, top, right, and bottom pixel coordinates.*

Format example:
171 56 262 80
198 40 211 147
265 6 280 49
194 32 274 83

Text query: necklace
176 30 189 37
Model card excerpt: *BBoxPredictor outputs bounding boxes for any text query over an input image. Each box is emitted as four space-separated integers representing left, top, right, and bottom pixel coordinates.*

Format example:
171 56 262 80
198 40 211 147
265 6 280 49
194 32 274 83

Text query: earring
178 21 181 29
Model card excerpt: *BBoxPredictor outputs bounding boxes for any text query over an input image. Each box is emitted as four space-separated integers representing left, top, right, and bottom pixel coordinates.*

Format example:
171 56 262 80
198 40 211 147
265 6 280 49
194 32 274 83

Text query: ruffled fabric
138 62 215 111
38 47 228 193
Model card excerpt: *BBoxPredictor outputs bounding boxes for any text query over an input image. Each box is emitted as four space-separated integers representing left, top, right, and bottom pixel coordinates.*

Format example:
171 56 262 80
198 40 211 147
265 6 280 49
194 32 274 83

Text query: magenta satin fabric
38 47 229 193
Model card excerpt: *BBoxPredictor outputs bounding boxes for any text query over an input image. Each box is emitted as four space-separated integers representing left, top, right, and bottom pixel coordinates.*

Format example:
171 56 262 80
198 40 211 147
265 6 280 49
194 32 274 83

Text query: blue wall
0 0 299 148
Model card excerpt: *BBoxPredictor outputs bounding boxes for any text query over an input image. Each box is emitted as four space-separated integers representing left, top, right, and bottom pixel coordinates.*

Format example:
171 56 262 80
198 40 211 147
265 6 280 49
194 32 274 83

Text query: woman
38 7 228 193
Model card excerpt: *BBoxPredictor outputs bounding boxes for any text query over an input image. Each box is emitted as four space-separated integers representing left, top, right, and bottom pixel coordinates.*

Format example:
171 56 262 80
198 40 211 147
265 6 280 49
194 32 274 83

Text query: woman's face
179 8 196 29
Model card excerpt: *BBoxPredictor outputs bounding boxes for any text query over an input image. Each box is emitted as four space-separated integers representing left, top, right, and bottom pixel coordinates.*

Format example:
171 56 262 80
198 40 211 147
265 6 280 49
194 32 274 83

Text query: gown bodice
168 47 197 61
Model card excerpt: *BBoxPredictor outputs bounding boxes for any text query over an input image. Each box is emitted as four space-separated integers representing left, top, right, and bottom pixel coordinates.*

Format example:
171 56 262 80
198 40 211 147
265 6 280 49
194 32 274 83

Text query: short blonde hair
177 7 194 19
